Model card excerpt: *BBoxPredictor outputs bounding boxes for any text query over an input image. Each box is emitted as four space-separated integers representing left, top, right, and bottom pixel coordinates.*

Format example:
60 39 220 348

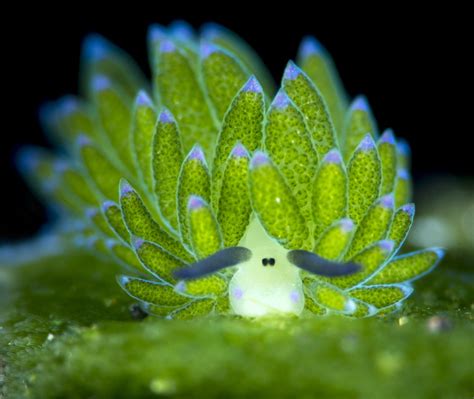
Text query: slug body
19 22 445 319
229 219 305 317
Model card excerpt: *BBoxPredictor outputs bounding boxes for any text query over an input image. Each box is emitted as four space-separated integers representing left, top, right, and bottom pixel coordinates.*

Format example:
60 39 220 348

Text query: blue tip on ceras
105 239 119 251
351 95 370 112
148 24 167 44
117 275 131 289
400 203 415 216
47 95 79 118
243 76 263 93
135 90 153 107
200 22 225 40
76 134 92 148
379 193 395 209
357 133 376 152
397 138 411 156
199 40 219 59
433 248 446 260
169 20 195 42
91 75 111 92
82 34 112 60
231 142 249 158
188 144 206 163
298 36 325 59
187 195 206 211
379 129 396 145
119 179 134 197
323 149 343 164
397 169 410 180
102 200 117 212
85 207 99 220
160 39 176 53
283 61 302 80
339 218 355 232
271 89 291 109
251 150 270 169
378 239 395 254
15 146 42 175
52 159 69 175
131 236 145 250
159 108 175 123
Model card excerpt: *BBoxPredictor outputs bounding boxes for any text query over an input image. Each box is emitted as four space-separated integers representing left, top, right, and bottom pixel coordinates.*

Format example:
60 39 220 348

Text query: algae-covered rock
1 237 473 398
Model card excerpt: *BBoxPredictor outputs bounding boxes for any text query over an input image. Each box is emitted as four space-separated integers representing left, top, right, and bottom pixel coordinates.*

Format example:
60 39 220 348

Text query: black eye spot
269 258 276 266
129 303 148 320
262 258 268 266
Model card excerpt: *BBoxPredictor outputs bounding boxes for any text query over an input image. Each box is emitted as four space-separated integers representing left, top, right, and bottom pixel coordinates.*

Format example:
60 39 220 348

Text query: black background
1 6 471 241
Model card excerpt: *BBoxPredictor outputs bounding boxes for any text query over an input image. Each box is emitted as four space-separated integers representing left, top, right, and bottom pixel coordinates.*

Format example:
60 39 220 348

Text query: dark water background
1 6 471 240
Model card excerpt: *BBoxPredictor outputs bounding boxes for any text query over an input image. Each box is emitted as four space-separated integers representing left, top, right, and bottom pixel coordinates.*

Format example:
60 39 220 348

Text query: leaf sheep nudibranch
18 22 444 319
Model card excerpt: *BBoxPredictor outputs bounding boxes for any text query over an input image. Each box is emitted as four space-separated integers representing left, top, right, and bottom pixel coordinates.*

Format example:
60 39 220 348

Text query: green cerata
18 21 444 319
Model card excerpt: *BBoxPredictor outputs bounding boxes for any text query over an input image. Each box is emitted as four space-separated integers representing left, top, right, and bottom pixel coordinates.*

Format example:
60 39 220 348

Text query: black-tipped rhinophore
173 247 252 280
287 250 361 277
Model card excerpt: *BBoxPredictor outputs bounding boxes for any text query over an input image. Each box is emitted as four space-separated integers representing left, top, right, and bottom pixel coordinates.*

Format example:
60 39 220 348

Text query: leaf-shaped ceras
19 22 444 319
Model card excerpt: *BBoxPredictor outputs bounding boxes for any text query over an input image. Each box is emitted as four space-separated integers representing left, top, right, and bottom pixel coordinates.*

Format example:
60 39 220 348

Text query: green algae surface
1 245 473 398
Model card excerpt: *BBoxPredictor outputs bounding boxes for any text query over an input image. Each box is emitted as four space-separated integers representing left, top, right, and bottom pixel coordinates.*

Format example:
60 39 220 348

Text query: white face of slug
229 218 305 317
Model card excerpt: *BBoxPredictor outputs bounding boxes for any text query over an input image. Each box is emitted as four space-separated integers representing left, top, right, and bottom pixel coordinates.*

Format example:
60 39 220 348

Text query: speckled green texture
188 196 222 259
249 154 310 250
311 150 347 239
314 219 355 260
90 236 110 256
211 78 265 207
396 140 411 170
80 141 123 201
60 164 98 205
182 274 228 297
41 96 99 146
108 241 144 272
367 249 443 285
119 276 188 306
171 297 219 319
303 294 328 315
87 208 114 236
1 242 473 398
331 241 392 289
131 92 157 192
347 134 382 225
297 37 348 135
92 83 135 172
349 285 411 309
216 145 251 247
203 23 276 96
177 147 211 247
265 90 318 222
81 34 147 100
388 204 414 251
15 22 442 321
283 62 337 156
103 201 129 242
153 111 184 230
134 239 184 283
378 131 398 195
152 43 217 156
120 181 192 262
312 283 353 313
349 300 374 318
201 45 250 120
342 97 378 161
394 170 413 208
18 148 65 210
345 195 394 259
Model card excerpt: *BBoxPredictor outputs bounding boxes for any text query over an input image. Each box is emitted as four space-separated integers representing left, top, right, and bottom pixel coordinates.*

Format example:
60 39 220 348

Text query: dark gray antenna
173 247 252 280
287 250 361 277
